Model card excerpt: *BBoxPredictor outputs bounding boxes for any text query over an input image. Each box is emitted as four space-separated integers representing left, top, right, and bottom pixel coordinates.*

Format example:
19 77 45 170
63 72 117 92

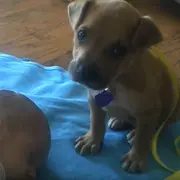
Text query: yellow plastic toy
151 47 180 180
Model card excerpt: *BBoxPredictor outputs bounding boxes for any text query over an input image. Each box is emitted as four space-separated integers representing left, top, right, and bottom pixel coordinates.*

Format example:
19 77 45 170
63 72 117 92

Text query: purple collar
94 89 113 107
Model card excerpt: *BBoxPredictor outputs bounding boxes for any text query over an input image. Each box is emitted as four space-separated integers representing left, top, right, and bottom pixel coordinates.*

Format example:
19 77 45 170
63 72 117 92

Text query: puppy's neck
108 49 151 94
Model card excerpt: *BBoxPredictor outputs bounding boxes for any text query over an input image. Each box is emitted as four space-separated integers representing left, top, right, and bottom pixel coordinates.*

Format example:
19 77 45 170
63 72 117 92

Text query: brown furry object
0 90 51 180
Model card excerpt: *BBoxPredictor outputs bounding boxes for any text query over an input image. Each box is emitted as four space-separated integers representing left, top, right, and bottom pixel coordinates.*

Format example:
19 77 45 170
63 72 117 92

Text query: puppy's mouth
68 60 108 90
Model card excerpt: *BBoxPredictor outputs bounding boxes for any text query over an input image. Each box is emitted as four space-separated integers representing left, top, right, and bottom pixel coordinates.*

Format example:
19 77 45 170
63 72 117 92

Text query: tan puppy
68 0 179 173
0 90 51 180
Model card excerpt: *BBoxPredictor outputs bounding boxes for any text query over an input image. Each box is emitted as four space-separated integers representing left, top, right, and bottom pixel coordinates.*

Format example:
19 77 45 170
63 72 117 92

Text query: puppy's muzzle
68 60 107 89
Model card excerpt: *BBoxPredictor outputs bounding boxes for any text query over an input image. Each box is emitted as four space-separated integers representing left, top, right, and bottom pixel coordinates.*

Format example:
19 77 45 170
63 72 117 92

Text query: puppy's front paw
126 129 135 146
75 132 103 156
121 149 147 173
108 117 132 131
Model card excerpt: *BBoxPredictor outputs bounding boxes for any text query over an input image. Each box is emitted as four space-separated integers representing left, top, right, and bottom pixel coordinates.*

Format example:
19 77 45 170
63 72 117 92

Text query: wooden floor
0 0 179 71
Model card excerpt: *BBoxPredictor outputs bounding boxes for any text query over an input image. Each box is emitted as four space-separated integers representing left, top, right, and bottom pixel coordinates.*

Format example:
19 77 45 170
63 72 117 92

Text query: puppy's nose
76 63 103 83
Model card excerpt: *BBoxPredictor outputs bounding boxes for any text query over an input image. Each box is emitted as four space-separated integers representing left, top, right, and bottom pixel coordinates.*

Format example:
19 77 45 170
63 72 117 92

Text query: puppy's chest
104 85 136 111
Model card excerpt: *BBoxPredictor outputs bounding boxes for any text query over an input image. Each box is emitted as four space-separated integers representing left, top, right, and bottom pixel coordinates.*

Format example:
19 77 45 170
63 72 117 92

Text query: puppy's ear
131 16 163 49
68 0 93 30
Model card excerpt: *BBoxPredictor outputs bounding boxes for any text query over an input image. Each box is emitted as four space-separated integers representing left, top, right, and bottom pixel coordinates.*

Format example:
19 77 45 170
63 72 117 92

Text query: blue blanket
0 53 179 180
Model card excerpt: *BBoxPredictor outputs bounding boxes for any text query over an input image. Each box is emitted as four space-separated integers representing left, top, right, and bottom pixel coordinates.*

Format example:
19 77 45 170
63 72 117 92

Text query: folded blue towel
0 53 179 180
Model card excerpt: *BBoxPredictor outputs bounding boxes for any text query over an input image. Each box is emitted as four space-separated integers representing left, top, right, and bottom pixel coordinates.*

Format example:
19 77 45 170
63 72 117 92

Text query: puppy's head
68 0 162 90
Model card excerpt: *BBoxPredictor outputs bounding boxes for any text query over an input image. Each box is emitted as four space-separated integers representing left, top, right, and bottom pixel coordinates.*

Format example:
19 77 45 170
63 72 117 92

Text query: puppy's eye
77 29 87 42
109 43 127 57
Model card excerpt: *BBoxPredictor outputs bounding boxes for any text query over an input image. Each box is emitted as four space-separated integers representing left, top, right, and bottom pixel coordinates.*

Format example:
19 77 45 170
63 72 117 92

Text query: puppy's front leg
75 92 106 155
121 110 159 173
